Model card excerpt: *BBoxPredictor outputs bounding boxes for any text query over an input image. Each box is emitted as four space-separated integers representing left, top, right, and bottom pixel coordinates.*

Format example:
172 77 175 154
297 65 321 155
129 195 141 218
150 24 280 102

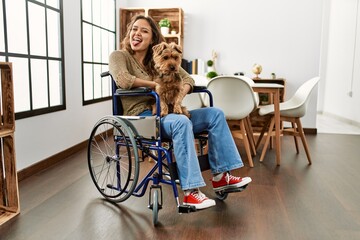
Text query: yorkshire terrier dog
152 42 190 118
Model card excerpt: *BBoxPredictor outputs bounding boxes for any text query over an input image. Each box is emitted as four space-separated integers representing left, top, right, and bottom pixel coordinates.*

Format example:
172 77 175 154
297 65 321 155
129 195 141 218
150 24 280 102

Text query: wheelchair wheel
88 116 139 203
215 191 228 201
152 189 159 226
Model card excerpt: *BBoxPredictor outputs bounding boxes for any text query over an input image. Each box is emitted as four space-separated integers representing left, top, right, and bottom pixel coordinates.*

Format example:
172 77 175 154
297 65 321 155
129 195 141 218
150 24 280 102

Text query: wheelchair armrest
115 87 153 95
101 71 110 78
193 85 207 92
192 86 213 107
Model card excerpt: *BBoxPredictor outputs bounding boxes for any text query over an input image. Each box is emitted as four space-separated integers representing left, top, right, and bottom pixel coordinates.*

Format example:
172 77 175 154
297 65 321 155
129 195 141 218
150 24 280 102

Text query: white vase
207 66 215 72
160 27 169 35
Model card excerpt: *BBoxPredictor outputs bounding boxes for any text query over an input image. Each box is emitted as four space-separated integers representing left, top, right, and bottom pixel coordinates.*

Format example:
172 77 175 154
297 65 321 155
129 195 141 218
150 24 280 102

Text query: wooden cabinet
253 78 286 104
250 78 286 132
0 62 20 225
119 8 184 48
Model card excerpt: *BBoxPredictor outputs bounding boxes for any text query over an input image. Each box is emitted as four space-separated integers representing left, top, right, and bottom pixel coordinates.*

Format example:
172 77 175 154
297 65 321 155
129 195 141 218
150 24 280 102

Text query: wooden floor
1 133 360 240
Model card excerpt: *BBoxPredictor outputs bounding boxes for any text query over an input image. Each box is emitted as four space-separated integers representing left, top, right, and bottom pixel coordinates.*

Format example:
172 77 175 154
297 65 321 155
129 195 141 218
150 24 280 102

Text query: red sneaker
183 190 216 210
212 173 252 191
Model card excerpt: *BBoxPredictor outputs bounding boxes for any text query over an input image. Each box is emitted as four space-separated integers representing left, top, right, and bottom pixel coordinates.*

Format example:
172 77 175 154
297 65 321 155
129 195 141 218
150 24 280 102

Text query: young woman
109 15 252 210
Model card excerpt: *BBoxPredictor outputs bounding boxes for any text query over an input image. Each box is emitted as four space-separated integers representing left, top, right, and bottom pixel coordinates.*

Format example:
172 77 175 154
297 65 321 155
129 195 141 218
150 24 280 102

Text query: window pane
0 56 5 62
93 64 102 98
0 1 4 52
83 23 93 62
31 59 48 109
101 29 109 63
101 65 111 97
92 0 101 26
82 0 91 22
34 0 45 3
83 63 93 101
47 0 59 9
100 1 110 29
47 9 61 58
93 26 101 62
10 57 31 112
6 0 28 54
108 0 115 31
49 60 62 106
29 3 46 56
109 32 115 53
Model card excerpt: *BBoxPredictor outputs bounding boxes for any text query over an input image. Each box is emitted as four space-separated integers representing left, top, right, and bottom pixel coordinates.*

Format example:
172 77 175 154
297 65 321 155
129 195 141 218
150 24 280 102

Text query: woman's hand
132 78 157 89
181 83 192 100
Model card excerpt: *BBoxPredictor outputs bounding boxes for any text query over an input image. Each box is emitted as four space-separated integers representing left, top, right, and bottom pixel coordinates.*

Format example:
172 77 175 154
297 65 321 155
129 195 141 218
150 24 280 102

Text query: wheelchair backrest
102 71 160 140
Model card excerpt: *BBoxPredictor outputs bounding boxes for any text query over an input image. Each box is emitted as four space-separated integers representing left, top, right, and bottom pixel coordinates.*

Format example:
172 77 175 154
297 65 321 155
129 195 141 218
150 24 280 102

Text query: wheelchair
87 71 248 226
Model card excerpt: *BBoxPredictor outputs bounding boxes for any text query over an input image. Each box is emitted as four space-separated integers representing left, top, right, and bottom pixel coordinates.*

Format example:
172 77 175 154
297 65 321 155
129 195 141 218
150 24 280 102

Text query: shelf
0 62 19 226
0 128 14 138
119 8 184 49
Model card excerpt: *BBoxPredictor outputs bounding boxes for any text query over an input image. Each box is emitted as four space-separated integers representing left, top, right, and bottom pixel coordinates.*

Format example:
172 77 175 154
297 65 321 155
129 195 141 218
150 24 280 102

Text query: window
81 0 115 105
0 0 65 119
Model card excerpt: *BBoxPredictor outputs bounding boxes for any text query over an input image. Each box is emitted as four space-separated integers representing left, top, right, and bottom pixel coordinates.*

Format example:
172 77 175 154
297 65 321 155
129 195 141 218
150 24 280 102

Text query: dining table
252 83 284 165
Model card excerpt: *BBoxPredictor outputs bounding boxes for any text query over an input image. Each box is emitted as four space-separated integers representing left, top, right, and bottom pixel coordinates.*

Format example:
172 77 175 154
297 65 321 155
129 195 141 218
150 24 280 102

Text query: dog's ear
170 42 182 54
152 42 167 54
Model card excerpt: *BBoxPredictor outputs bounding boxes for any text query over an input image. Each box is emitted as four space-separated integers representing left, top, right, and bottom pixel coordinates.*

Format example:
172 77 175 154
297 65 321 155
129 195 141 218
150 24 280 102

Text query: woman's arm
179 67 195 97
132 77 157 89
109 50 156 90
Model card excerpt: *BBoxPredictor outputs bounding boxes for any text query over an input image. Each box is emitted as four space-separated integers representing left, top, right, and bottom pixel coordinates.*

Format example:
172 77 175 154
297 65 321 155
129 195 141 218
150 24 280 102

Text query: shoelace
191 190 207 201
225 173 241 183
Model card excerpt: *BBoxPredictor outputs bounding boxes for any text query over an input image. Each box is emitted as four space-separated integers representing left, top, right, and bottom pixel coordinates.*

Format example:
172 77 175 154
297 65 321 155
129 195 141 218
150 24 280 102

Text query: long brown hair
120 15 165 75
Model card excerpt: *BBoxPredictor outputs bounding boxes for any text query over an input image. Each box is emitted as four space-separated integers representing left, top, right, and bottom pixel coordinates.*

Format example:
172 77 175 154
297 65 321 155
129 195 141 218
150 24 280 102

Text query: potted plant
207 60 214 72
206 71 218 79
159 18 171 35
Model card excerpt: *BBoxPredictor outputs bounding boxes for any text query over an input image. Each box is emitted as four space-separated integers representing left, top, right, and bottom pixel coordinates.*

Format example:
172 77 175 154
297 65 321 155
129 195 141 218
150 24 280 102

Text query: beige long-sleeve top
109 50 194 116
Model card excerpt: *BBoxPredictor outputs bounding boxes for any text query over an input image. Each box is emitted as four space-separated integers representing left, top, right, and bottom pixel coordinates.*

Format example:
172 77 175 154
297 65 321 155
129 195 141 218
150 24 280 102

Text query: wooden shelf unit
119 8 184 48
0 62 20 225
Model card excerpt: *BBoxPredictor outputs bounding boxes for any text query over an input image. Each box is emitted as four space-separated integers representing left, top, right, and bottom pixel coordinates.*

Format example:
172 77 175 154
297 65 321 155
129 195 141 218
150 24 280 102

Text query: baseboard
318 111 360 128
17 140 88 182
304 128 317 134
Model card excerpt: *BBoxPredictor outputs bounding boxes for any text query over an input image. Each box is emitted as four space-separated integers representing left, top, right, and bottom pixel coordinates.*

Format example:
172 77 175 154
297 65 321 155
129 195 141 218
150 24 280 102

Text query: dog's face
152 42 182 75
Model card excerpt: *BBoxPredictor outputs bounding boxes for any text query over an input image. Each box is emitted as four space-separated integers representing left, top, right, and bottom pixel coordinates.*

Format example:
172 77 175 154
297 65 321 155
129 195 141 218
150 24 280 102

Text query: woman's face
130 19 153 53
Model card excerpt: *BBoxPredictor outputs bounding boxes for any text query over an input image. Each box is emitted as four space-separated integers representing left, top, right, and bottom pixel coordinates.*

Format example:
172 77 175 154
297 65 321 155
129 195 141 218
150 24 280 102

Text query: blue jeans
139 107 244 190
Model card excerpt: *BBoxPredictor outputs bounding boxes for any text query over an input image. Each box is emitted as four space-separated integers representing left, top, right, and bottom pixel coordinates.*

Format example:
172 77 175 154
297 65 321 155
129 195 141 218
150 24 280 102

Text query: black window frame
0 0 66 120
81 0 116 105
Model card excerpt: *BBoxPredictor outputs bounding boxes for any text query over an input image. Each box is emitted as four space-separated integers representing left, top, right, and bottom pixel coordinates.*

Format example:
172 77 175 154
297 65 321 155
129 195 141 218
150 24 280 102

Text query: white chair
182 74 210 154
182 74 208 110
257 77 320 164
207 75 259 167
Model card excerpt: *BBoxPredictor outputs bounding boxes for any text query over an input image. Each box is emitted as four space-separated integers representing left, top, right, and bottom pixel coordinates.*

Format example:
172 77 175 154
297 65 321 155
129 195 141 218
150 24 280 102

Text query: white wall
15 0 325 171
121 0 323 127
15 0 112 170
321 0 360 124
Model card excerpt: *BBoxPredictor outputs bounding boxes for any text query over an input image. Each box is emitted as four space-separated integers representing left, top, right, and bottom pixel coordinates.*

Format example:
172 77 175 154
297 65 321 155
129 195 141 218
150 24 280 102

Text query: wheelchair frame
87 71 244 226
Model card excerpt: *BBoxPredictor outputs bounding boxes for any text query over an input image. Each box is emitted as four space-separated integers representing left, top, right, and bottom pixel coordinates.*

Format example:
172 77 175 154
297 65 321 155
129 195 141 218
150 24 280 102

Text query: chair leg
239 119 254 167
291 122 299 153
259 117 275 162
295 118 312 164
245 116 256 156
255 116 271 151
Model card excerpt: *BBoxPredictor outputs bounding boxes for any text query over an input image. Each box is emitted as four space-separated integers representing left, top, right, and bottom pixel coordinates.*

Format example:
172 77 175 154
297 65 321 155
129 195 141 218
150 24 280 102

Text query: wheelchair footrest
216 184 249 194
178 205 197 213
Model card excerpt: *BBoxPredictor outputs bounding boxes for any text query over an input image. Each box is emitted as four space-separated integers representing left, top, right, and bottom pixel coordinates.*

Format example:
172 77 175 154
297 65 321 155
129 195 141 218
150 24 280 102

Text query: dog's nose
170 65 175 71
